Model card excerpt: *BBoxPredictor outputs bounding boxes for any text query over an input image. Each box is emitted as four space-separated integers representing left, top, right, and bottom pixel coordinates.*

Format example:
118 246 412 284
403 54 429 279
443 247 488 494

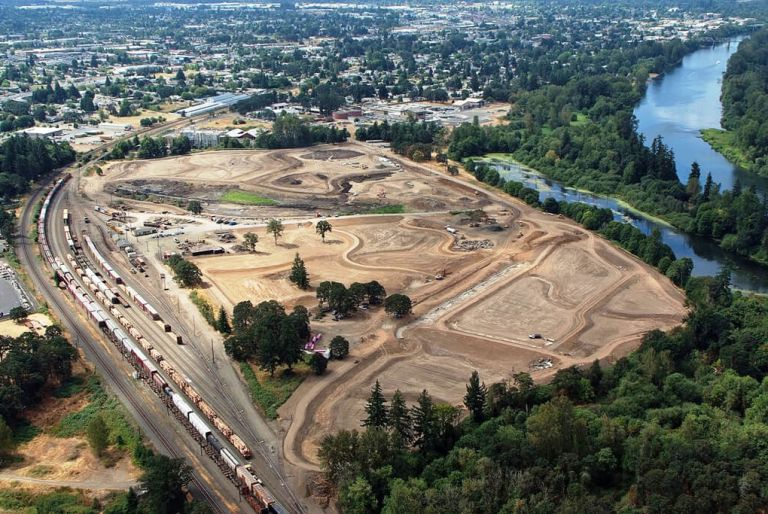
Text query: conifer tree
362 380 388 428
464 370 487 423
217 307 231 334
289 253 309 290
388 389 411 446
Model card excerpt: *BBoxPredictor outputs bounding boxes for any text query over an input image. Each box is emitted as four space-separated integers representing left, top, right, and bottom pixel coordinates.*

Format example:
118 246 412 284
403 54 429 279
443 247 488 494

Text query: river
490 36 768 293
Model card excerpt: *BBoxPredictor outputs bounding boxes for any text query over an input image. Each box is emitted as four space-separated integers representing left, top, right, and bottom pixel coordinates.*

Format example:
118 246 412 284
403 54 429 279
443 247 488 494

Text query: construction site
80 142 687 487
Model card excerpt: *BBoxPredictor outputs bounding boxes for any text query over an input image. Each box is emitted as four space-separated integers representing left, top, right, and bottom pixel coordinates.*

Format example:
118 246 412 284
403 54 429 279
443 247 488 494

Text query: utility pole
211 338 215 364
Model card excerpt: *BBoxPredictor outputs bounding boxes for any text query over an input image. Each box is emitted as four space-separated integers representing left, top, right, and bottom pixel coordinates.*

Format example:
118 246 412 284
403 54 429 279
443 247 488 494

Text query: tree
366 281 386 305
0 416 13 457
330 336 350 360
86 414 109 457
243 232 259 252
384 294 412 318
169 258 202 288
187 200 202 215
362 380 388 428
139 455 192 514
388 389 411 447
310 353 328 375
170 135 192 156
80 91 96 112
340 477 377 514
267 218 284 244
217 307 231 334
463 370 487 422
411 389 436 451
9 307 27 322
118 99 132 117
316 220 332 242
289 253 310 290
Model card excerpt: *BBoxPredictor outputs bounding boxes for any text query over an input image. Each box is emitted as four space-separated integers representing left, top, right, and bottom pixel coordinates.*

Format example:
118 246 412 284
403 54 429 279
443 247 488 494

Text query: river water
491 37 768 292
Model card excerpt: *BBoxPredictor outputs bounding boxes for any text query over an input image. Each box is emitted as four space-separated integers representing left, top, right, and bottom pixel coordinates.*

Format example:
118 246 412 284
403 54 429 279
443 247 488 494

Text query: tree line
719 28 768 176
319 269 768 513
467 160 693 287
356 120 444 162
0 135 76 200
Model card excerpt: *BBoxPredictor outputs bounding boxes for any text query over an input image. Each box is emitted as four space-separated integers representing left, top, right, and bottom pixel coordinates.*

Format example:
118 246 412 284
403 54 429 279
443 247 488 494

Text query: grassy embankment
700 128 754 171
240 361 311 419
220 190 277 206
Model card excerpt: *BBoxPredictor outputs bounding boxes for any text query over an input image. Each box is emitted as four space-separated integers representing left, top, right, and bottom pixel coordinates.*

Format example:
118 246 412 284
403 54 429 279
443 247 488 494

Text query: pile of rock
453 239 494 251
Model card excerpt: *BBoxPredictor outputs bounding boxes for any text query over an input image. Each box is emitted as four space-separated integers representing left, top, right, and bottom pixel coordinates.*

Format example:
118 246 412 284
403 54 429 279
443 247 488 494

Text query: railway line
17 179 234 512
38 175 297 512
15 114 304 513
63 176 304 513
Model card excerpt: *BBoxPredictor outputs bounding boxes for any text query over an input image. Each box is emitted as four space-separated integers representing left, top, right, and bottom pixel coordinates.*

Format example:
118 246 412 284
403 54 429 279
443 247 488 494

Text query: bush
330 336 350 360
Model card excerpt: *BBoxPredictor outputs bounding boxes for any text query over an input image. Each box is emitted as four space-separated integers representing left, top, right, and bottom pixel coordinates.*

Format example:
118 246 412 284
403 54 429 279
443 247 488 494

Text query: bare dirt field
80 142 687 482
85 145 491 217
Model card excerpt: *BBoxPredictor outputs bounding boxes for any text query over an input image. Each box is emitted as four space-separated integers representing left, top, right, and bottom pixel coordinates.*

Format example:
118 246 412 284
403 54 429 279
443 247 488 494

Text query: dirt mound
300 149 363 161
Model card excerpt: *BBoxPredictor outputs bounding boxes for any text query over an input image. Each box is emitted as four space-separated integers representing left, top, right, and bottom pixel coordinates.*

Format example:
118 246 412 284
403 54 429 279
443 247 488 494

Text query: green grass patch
52 377 142 460
220 190 277 206
240 361 310 419
189 290 217 330
27 464 54 478
570 113 590 127
12 420 41 446
366 204 405 215
701 128 754 171
53 375 87 399
0 488 126 513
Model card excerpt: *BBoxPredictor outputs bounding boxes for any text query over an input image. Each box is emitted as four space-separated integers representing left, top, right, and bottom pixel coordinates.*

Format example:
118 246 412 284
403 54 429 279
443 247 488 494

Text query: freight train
39 176 282 514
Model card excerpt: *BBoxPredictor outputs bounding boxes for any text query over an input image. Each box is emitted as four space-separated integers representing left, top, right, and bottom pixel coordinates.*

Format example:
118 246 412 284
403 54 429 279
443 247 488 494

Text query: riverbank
700 128 756 173
482 153 676 229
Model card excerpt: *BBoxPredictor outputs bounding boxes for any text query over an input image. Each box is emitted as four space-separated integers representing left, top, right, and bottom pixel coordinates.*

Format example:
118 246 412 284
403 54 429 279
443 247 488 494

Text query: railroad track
17 179 233 513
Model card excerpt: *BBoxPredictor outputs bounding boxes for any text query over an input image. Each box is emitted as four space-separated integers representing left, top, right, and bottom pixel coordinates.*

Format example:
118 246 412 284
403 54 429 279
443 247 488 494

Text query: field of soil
87 145 490 217
81 142 687 485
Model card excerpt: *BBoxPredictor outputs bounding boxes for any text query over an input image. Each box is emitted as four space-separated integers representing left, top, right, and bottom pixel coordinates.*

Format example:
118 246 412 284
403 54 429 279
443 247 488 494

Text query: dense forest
0 135 75 200
320 272 768 513
718 28 768 176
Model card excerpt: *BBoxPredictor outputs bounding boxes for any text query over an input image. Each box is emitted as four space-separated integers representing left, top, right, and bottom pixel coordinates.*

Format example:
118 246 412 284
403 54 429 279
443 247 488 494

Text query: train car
184 385 202 405
62 209 69 223
151 370 167 390
138 337 153 353
236 465 258 492
197 400 216 421
213 417 234 438
158 359 174 374
220 448 239 471
189 412 211 439
149 348 163 362
171 393 194 418
253 484 275 509
146 304 161 321
230 434 252 459
206 433 223 452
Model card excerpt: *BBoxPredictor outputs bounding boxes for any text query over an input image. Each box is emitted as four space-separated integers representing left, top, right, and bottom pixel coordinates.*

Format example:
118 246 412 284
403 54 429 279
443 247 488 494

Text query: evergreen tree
217 307 231 334
686 161 701 198
411 389 436 451
463 370 487 423
703 173 713 201
362 380 388 428
388 389 411 447
289 253 310 290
